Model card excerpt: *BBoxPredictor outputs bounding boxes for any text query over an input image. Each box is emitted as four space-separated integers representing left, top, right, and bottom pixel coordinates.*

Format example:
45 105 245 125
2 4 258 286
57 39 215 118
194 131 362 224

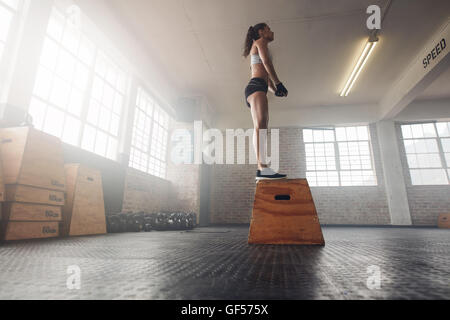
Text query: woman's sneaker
256 168 287 181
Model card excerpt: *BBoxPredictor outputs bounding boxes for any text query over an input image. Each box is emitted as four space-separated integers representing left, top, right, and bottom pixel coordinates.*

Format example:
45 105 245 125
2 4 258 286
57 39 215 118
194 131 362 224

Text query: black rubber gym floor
0 226 449 300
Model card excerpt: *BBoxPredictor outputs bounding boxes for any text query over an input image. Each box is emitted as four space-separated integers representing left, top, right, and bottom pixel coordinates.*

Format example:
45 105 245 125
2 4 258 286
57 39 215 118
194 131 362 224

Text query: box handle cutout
275 195 291 201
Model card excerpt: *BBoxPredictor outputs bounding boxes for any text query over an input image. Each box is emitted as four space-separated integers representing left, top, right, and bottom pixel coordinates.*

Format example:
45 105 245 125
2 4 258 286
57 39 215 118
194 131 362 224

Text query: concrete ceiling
107 0 450 126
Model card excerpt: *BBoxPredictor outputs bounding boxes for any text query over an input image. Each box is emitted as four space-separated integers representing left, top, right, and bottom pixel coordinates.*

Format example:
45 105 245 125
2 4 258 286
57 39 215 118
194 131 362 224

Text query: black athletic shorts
245 78 268 108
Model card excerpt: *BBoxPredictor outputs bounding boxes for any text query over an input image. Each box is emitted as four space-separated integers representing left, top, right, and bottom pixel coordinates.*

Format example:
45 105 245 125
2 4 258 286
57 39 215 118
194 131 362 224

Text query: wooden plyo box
1 187 63 240
1 221 59 241
5 185 65 206
0 127 65 191
438 214 450 229
248 179 325 245
61 164 106 237
2 203 62 222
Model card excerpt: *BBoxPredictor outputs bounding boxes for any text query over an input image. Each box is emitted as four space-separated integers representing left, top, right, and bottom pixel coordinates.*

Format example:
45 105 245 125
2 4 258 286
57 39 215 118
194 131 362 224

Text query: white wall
394 98 450 122
215 103 380 130
214 97 450 130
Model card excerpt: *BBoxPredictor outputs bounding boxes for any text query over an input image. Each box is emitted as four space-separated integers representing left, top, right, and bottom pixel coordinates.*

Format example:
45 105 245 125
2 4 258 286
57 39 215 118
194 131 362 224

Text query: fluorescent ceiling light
340 40 378 97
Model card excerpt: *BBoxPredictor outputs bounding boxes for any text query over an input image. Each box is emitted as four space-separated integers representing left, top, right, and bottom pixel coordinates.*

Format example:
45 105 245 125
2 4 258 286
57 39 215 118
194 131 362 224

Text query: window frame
81 49 129 160
129 86 170 179
28 4 130 161
400 121 450 186
303 126 378 187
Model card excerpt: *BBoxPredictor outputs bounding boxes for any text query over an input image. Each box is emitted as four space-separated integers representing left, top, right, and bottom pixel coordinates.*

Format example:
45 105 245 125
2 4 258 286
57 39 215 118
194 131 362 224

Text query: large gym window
401 122 450 186
129 87 170 179
29 6 128 161
303 126 377 187
0 0 21 64
81 51 127 160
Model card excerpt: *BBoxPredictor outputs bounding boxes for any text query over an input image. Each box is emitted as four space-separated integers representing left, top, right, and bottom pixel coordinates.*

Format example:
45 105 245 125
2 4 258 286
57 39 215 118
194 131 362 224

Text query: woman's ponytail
243 23 267 58
249 26 256 40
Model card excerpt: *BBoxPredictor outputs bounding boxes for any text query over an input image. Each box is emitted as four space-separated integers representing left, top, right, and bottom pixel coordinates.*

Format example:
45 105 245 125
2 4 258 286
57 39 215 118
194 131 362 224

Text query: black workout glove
275 82 288 97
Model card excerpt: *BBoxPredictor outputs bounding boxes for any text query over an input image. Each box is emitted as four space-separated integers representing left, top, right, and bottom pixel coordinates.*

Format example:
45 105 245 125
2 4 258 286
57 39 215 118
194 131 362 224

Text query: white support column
1 0 53 122
377 120 412 225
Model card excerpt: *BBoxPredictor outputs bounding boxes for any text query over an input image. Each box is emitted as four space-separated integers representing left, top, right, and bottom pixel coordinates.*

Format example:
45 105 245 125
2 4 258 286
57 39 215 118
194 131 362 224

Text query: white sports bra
251 54 263 65
250 50 272 66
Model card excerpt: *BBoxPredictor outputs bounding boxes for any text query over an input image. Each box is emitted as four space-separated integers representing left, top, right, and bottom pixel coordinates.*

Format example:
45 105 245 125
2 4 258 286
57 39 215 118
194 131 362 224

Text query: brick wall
122 167 171 213
122 119 203 223
209 128 258 224
311 124 390 225
121 119 449 226
165 121 203 221
166 162 201 214
396 123 450 226
122 164 202 216
210 164 257 224
210 124 391 225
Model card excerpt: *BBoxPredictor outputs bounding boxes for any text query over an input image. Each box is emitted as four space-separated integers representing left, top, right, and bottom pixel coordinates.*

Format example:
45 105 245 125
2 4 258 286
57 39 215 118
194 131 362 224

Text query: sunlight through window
29 6 128 161
402 122 450 185
30 7 94 147
129 87 170 179
0 0 21 64
304 126 377 187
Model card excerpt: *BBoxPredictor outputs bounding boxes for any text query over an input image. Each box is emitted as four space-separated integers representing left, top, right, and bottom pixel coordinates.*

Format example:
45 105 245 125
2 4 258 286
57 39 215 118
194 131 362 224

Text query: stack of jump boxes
0 127 66 241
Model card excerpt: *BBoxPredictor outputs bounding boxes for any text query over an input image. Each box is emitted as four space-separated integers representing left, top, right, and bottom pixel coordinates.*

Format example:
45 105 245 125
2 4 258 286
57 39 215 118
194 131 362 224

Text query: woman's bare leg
247 92 269 170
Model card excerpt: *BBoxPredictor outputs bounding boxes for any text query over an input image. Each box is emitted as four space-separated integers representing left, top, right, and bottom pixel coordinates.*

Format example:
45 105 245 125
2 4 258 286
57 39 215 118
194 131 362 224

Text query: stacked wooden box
61 164 107 237
0 127 66 241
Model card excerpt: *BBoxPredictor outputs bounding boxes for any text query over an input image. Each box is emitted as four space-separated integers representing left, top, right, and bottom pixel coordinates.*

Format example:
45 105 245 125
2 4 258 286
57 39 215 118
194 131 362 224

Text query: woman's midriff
251 64 269 83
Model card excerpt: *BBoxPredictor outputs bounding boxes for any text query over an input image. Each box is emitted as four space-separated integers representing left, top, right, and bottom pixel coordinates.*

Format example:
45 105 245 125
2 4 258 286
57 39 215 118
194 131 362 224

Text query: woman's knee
254 120 268 130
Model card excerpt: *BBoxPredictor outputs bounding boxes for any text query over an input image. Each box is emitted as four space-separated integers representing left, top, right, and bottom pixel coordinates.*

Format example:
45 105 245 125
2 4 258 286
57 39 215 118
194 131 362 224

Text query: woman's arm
268 78 276 94
255 39 281 85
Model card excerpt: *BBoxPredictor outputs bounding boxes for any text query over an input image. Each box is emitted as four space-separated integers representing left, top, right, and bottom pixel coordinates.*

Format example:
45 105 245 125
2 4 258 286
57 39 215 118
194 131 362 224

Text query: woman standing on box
243 23 288 182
